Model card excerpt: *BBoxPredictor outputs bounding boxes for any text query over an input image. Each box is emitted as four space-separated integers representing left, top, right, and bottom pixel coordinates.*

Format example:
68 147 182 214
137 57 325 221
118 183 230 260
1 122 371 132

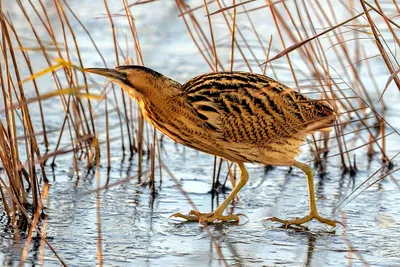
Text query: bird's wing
183 72 336 145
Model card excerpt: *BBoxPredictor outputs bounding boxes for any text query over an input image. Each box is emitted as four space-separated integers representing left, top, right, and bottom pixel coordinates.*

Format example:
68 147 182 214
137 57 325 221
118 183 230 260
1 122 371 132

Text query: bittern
85 65 338 228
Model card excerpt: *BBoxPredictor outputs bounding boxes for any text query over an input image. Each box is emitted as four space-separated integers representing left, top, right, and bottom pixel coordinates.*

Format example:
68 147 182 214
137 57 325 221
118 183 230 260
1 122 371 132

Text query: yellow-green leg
267 161 337 227
171 162 248 223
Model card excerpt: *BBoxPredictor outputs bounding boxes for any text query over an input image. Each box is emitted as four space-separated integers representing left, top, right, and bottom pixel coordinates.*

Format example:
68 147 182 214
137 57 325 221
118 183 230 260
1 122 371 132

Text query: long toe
192 211 240 223
170 212 201 221
314 214 337 227
266 213 337 228
171 210 240 223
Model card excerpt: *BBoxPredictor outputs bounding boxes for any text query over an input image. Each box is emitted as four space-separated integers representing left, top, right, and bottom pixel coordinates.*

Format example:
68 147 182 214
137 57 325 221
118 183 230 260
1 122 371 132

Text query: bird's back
181 72 336 164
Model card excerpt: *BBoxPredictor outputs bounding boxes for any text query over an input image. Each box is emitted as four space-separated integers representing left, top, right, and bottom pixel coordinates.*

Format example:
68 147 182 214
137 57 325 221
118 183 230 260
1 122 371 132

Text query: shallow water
2 145 400 266
1 0 400 266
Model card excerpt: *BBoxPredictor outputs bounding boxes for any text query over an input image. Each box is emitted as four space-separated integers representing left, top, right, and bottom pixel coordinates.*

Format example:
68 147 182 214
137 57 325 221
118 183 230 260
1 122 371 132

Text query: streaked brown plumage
85 65 338 228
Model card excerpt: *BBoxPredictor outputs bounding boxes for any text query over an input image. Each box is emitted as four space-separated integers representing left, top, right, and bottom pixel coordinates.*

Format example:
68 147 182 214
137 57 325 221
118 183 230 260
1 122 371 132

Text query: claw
169 212 200 221
265 212 339 228
170 210 240 223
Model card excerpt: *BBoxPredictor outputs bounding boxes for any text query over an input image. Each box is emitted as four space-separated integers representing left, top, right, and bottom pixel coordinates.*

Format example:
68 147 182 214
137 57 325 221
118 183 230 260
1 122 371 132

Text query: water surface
1 0 399 266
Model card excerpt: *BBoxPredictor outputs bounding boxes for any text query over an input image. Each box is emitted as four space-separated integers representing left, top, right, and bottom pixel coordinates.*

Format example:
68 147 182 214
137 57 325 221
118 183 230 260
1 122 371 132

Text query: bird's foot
170 210 240 223
266 212 339 228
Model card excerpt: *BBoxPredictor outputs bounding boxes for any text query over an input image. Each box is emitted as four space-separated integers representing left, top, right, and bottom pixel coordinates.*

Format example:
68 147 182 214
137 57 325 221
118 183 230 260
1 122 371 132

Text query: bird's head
85 65 182 100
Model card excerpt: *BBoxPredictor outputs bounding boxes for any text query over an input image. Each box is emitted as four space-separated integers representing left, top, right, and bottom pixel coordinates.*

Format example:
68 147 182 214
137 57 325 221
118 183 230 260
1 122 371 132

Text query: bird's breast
139 100 211 147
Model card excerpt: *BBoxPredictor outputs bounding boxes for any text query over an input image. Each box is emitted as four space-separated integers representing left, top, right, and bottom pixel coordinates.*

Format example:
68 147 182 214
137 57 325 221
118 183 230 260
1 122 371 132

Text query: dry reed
0 0 398 265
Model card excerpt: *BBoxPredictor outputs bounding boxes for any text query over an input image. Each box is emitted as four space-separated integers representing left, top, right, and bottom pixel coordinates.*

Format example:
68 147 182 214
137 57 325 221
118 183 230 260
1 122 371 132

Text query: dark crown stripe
116 65 164 78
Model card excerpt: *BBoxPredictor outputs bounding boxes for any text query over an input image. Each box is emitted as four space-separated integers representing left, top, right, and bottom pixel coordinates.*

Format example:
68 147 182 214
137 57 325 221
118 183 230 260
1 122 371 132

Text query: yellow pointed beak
84 68 127 82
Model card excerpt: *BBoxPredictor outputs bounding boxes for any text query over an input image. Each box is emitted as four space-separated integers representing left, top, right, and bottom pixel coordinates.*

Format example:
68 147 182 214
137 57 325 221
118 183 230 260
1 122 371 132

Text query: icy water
1 0 400 266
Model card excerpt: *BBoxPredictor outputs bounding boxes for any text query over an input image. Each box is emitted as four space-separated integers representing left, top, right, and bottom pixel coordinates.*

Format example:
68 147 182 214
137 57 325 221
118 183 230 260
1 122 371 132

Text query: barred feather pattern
140 71 336 166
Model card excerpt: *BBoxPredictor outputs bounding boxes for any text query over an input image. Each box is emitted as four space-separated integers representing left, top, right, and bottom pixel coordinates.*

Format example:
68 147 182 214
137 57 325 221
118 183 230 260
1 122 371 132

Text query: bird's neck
129 80 183 119
121 81 179 105
137 90 184 139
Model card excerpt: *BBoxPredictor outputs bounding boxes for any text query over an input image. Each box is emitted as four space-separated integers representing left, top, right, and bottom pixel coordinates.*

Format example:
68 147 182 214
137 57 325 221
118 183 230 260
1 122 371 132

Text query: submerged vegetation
0 0 399 265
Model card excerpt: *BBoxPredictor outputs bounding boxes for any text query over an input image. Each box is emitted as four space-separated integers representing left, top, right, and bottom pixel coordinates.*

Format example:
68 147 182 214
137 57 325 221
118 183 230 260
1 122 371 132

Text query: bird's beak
84 68 127 82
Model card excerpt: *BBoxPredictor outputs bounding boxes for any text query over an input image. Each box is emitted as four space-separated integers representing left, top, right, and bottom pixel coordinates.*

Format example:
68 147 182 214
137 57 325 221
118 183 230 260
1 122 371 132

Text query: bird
85 65 338 228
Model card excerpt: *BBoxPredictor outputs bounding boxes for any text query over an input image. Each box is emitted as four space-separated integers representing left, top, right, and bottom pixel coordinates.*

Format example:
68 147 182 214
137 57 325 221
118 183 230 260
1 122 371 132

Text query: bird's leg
267 161 337 227
171 162 248 223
